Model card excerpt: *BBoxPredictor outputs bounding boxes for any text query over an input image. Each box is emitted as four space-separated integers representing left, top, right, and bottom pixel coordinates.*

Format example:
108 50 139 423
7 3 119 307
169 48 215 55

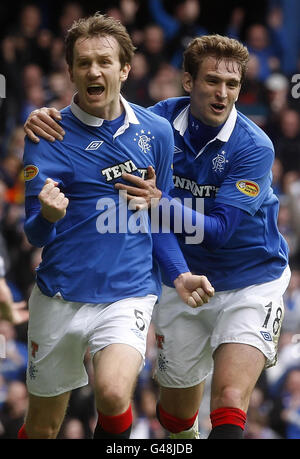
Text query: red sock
210 407 246 430
157 404 198 433
98 405 133 434
18 424 28 439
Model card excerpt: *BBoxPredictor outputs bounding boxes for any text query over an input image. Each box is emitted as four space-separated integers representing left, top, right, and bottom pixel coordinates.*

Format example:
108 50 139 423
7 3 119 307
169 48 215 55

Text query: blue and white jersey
24 95 174 303
149 97 289 291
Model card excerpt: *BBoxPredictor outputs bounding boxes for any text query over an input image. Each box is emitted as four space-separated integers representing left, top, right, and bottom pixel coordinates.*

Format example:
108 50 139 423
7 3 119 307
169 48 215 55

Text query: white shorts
153 266 291 388
26 284 157 397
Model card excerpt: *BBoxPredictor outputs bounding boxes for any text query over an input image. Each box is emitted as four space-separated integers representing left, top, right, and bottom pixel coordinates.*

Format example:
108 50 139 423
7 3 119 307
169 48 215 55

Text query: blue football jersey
24 96 174 302
149 97 289 291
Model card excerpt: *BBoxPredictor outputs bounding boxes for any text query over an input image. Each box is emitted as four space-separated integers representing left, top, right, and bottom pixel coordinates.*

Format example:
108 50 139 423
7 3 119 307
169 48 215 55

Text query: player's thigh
211 342 265 412
93 343 142 413
88 294 156 364
159 381 206 419
211 267 291 371
26 391 71 437
89 294 156 412
27 286 89 396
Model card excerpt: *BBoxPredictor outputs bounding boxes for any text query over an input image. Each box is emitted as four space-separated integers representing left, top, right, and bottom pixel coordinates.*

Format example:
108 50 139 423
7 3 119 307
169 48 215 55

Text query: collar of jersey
173 103 237 158
70 93 139 138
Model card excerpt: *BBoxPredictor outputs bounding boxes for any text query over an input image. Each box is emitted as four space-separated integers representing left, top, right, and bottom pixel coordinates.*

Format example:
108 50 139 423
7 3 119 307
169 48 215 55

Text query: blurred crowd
0 0 300 439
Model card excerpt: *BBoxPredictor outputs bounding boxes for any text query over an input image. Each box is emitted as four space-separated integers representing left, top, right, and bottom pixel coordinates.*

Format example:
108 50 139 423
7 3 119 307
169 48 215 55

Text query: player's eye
227 81 239 88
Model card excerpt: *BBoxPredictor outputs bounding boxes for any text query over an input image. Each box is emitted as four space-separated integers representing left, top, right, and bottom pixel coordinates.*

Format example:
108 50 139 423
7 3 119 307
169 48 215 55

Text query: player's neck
75 94 124 121
188 111 225 153
188 111 224 136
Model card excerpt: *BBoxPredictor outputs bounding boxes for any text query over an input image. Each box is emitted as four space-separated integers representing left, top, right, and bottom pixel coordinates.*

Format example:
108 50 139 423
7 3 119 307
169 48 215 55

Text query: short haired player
19 14 214 440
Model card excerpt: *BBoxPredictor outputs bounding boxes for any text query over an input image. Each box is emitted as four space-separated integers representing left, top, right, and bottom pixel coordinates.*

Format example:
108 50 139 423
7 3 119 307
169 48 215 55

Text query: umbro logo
174 146 183 154
85 140 104 151
260 331 272 342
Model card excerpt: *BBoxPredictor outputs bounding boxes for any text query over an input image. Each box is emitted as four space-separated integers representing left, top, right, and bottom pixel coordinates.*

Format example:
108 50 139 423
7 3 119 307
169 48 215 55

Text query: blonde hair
65 12 136 69
183 34 249 82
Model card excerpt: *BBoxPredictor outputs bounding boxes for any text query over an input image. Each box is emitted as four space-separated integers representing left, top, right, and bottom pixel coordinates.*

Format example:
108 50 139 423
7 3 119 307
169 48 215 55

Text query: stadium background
0 0 300 439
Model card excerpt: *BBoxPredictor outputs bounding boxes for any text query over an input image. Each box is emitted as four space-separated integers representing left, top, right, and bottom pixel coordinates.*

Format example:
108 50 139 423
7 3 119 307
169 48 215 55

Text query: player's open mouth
87 84 105 96
211 103 226 113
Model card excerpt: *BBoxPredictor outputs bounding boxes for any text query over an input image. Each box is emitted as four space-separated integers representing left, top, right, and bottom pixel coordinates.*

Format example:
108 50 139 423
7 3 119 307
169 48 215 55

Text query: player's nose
216 82 228 100
88 62 102 78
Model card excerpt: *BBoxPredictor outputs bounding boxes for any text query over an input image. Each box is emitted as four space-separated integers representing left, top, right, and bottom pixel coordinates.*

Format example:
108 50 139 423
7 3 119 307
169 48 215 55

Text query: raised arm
24 178 69 247
24 107 65 143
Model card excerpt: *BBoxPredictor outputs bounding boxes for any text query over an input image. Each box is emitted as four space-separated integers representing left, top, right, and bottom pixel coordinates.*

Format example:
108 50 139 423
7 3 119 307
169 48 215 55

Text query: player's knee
97 382 129 413
25 409 64 439
212 386 247 410
25 422 60 439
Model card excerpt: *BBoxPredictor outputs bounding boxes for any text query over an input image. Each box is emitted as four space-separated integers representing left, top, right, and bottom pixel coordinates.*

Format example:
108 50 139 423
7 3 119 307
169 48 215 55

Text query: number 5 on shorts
134 309 145 331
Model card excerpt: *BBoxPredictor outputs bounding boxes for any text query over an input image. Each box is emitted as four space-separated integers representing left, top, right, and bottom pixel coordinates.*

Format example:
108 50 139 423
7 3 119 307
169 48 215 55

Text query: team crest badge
157 352 168 373
212 151 227 173
28 360 38 379
134 129 155 153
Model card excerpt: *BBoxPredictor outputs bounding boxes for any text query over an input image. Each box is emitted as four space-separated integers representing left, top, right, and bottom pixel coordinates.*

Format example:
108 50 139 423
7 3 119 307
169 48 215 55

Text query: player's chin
84 90 106 104
209 105 232 124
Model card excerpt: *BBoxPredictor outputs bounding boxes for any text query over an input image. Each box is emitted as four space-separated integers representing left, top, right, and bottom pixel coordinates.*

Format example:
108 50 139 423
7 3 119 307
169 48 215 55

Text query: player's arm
24 107 65 143
158 197 246 249
145 118 214 307
24 178 69 247
152 229 214 308
115 146 274 250
115 170 245 250
160 144 274 248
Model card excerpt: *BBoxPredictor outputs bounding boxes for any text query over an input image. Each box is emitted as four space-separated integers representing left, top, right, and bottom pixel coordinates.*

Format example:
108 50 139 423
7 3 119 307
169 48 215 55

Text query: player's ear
182 72 193 93
120 63 131 82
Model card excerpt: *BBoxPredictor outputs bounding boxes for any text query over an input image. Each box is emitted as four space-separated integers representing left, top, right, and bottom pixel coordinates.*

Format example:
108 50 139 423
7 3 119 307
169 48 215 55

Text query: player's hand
24 107 65 143
39 178 69 223
173 272 215 308
114 166 162 210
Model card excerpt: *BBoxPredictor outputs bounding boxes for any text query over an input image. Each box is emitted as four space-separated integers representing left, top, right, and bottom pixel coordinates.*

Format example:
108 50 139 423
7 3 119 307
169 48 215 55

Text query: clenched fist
174 272 215 308
39 178 69 223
